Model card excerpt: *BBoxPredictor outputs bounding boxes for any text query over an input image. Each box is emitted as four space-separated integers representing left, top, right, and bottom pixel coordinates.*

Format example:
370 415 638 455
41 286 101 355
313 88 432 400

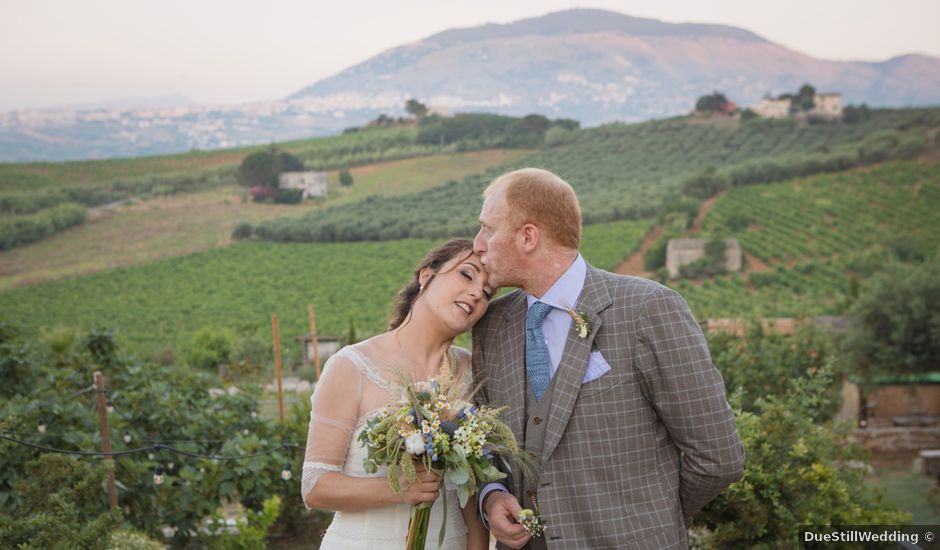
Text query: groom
471 168 744 549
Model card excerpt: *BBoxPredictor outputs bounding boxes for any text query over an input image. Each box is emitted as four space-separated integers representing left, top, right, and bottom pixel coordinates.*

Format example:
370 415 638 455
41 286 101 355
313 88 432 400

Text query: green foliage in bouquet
357 359 538 548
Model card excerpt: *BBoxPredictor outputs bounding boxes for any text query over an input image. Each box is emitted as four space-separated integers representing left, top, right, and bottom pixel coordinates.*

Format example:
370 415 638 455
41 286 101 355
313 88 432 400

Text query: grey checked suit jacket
472 265 745 550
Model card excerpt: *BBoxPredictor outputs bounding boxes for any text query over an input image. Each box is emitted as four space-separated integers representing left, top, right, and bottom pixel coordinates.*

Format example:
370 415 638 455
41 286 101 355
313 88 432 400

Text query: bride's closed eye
461 269 492 300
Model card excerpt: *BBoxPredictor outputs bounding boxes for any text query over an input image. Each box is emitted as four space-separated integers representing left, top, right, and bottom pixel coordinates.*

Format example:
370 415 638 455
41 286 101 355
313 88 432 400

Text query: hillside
4 9 940 161
293 9 940 125
0 149 531 289
255 108 940 243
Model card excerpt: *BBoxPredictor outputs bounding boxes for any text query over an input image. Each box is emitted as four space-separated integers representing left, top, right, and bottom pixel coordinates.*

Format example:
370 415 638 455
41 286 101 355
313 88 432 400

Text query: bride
301 239 493 549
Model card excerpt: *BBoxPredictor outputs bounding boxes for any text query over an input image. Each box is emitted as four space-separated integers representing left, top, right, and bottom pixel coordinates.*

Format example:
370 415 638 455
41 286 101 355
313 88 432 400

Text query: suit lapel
542 266 612 461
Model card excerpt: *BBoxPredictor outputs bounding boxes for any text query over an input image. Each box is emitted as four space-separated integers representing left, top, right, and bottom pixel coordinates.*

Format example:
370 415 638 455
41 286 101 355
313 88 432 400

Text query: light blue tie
526 301 553 401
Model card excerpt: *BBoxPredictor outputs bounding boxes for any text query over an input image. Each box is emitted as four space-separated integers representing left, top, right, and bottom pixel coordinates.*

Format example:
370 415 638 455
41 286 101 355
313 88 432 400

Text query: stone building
279 171 327 199
752 97 791 119
666 238 742 279
810 93 844 119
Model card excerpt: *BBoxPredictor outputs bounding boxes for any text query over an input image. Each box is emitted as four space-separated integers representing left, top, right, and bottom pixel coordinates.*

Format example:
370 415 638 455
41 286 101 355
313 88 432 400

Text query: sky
1 0 939 112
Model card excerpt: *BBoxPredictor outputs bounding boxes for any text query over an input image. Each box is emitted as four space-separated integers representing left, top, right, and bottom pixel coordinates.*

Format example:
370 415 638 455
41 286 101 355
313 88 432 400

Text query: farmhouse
666 238 742 279
279 171 327 198
752 97 792 119
810 93 844 119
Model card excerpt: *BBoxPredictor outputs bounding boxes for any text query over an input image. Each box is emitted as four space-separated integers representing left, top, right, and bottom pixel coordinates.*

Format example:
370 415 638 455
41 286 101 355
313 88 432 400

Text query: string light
280 462 292 481
153 463 165 485
123 431 132 443
106 398 114 414
37 420 47 434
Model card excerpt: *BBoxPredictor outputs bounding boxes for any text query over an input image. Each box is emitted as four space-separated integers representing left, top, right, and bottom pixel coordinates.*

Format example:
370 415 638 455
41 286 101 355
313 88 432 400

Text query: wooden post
308 304 321 380
272 314 285 423
94 371 118 511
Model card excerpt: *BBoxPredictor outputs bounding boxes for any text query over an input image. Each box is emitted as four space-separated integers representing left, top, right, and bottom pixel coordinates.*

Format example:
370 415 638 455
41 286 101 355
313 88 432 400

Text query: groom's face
474 187 521 288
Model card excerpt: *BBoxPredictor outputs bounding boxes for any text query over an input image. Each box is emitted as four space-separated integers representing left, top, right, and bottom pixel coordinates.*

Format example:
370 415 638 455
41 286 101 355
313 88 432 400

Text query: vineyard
672 160 940 318
254 108 940 243
0 217 650 359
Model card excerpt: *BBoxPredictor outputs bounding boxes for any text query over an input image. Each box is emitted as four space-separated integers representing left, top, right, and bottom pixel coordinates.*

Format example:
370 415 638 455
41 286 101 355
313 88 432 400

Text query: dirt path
614 224 663 276
689 192 723 233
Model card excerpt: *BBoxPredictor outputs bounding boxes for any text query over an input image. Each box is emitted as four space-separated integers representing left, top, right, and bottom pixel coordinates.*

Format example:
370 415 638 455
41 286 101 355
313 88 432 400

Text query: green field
0 150 530 290
672 159 940 318
0 218 647 358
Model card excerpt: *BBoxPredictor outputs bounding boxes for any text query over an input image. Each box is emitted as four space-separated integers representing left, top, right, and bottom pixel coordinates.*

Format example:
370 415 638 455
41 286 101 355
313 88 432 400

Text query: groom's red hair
484 168 582 250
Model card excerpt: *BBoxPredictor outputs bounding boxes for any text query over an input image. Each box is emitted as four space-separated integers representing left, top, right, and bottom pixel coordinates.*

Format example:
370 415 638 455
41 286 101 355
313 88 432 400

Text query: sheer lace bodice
302 342 472 549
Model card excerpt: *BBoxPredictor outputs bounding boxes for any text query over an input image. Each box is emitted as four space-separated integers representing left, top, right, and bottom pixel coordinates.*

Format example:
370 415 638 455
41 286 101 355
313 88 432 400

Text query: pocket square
582 351 612 383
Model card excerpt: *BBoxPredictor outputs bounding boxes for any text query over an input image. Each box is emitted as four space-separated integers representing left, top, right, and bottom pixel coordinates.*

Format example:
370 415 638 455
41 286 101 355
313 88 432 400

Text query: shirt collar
526 254 587 311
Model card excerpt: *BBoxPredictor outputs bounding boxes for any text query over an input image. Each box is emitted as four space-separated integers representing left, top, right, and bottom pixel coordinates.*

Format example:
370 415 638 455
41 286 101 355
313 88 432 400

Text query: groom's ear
519 223 540 252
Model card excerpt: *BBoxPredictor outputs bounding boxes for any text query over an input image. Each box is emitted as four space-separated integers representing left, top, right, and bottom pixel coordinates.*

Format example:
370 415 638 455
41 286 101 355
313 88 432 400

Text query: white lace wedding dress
301 343 469 549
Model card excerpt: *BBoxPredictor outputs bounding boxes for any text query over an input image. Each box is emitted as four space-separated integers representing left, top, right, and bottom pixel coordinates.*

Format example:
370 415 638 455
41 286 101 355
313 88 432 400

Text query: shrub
232 223 253 241
707 321 840 419
841 259 940 380
0 202 87 250
184 327 235 371
695 364 909 548
339 169 354 187
682 166 728 199
0 454 122 549
274 189 303 205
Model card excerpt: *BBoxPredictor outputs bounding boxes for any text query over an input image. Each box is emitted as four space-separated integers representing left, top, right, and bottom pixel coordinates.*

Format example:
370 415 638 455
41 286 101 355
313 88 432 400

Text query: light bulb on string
281 462 292 481
148 452 155 461
123 431 132 443
37 419 47 434
106 398 114 414
168 461 174 471
153 463 165 485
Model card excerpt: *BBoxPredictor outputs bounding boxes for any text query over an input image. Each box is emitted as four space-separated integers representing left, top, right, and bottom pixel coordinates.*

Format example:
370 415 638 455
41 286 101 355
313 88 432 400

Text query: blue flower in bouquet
440 420 458 437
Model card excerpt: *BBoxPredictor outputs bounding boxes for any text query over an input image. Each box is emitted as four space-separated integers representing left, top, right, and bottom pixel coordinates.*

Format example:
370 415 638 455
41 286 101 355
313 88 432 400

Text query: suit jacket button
533 416 542 424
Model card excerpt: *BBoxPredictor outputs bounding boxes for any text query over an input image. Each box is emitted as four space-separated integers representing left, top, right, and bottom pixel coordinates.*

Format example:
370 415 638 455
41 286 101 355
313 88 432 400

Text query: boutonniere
565 306 590 339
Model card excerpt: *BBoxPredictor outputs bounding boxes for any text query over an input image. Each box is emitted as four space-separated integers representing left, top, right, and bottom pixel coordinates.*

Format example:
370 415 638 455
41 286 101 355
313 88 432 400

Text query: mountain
3 8 939 162
290 9 940 125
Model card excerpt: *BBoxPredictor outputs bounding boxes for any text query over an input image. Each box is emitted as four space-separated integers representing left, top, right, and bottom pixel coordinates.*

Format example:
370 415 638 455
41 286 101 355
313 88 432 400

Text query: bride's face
419 253 493 334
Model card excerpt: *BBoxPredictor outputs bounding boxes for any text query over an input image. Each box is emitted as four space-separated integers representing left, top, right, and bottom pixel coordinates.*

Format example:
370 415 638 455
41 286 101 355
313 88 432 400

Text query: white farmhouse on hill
752 97 791 119
811 93 843 119
279 171 327 198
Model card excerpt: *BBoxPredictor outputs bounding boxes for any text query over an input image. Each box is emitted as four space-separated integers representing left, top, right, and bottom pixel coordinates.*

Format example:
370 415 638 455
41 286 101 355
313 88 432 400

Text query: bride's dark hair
389 239 476 330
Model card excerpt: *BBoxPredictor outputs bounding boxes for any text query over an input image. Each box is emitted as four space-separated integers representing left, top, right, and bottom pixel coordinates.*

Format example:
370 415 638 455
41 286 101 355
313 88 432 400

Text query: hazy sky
1 0 938 112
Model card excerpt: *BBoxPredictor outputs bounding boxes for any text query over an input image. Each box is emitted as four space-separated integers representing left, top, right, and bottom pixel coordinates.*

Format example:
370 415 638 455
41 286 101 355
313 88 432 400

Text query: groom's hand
484 491 532 549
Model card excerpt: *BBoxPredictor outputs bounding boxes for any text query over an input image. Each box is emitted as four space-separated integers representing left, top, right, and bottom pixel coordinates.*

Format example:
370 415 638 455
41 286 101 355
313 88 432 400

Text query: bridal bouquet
358 363 540 548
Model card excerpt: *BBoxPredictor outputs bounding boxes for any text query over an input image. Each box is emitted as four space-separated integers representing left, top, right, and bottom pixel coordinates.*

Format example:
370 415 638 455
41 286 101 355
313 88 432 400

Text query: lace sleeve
301 352 361 508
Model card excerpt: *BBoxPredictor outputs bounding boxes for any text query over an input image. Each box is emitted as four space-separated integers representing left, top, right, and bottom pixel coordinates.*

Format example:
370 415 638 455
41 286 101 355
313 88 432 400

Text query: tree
405 99 428 119
695 92 730 113
841 259 940 380
796 83 817 112
339 169 354 187
184 326 234 371
236 148 304 189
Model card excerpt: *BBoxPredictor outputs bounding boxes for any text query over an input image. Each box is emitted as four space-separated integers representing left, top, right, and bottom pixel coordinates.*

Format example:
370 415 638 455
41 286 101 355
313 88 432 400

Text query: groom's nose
473 229 486 256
